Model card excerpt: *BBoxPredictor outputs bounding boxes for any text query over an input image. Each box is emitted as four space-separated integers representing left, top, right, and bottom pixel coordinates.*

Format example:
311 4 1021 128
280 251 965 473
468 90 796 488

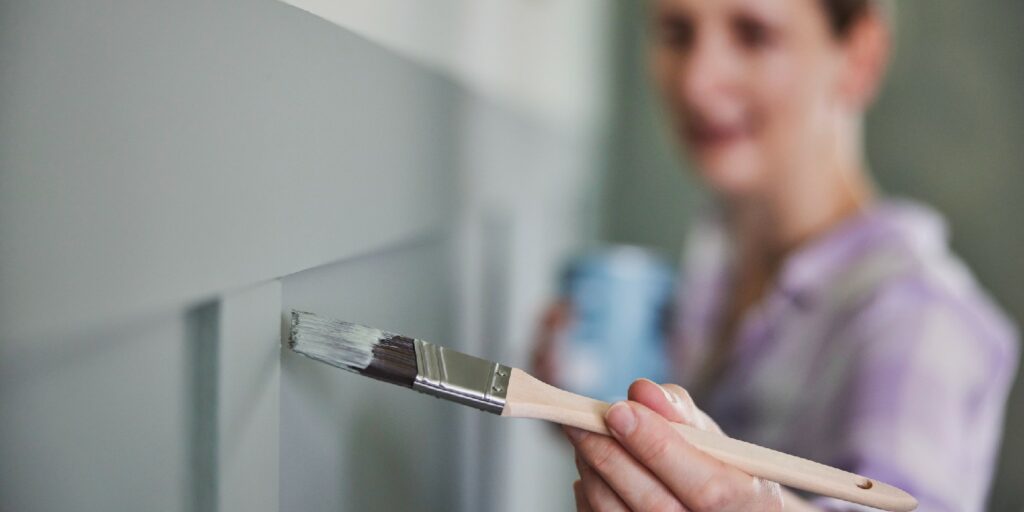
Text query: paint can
557 246 675 402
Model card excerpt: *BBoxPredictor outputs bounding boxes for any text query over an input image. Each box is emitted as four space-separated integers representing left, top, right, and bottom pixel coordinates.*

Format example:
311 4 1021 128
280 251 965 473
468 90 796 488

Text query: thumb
627 379 700 426
660 383 723 434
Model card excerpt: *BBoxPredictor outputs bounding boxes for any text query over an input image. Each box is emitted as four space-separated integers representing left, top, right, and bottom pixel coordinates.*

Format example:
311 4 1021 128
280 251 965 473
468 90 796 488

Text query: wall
281 240 460 512
602 1 1024 509
0 1 611 511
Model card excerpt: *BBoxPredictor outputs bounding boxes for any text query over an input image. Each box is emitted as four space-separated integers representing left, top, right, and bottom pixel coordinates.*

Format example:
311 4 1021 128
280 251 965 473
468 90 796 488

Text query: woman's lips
685 122 751 149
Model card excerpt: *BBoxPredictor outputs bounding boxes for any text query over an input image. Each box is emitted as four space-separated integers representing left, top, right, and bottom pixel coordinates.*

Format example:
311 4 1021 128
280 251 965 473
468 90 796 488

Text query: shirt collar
774 198 948 308
687 198 949 311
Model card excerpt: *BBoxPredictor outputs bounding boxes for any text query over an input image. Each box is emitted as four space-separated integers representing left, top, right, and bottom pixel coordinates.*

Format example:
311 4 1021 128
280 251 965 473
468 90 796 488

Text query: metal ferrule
413 339 511 415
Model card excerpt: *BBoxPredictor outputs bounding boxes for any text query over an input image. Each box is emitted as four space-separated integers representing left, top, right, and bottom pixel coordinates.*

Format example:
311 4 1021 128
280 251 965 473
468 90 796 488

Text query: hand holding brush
567 378 819 511
289 311 917 511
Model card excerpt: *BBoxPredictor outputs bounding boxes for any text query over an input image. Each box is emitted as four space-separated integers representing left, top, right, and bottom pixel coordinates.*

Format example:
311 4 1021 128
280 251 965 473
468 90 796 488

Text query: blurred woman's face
651 0 849 198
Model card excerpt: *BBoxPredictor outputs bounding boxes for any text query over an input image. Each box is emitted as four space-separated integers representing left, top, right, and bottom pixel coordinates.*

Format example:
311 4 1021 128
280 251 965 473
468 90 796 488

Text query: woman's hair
820 0 892 38
820 0 869 37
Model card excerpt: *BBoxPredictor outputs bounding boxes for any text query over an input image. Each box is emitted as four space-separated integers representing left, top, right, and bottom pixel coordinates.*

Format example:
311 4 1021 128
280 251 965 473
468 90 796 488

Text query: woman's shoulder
831 199 1019 369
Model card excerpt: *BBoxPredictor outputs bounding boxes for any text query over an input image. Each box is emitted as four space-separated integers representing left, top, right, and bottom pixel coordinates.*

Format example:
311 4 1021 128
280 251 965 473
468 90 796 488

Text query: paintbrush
288 310 917 512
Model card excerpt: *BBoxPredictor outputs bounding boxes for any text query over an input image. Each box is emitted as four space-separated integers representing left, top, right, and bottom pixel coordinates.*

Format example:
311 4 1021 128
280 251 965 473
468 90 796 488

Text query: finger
531 300 572 385
566 428 686 512
572 480 594 512
627 379 724 435
540 299 572 332
604 401 774 512
659 383 724 434
575 455 630 512
532 355 556 386
628 379 699 426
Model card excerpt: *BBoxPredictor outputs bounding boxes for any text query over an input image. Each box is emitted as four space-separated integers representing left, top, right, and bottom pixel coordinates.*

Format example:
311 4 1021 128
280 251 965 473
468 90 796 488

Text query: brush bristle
289 311 418 388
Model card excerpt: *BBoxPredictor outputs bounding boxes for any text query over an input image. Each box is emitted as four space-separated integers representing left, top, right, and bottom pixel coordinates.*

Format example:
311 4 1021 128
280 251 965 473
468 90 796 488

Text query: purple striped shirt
670 199 1019 511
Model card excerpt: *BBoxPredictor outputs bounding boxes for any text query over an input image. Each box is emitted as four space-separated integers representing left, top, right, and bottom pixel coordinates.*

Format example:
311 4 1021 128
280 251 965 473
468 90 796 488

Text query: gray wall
602 1 1024 509
281 240 460 512
0 0 459 510
0 1 607 511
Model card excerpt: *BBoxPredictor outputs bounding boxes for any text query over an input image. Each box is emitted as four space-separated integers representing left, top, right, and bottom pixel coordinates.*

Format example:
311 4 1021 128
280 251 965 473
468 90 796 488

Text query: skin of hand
529 299 572 387
565 379 789 512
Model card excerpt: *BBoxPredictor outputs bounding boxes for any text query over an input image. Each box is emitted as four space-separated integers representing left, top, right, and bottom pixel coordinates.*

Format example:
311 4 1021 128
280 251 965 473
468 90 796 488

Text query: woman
535 0 1019 510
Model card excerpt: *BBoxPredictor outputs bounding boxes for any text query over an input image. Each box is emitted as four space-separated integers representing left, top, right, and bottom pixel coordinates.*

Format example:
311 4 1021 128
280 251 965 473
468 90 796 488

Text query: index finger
604 401 766 511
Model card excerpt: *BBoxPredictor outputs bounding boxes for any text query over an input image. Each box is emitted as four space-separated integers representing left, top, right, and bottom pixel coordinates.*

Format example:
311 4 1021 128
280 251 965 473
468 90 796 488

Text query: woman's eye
733 16 775 49
657 17 695 50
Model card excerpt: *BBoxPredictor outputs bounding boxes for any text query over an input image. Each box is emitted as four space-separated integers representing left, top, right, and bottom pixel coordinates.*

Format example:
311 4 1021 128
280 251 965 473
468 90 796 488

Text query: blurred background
1 0 1021 511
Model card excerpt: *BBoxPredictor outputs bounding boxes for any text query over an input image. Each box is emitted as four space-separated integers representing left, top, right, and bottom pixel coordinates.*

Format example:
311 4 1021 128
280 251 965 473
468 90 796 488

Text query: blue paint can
557 246 675 402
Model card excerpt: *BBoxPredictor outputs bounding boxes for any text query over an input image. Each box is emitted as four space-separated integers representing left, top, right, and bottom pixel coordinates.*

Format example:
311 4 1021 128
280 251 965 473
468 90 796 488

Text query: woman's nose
676 37 736 110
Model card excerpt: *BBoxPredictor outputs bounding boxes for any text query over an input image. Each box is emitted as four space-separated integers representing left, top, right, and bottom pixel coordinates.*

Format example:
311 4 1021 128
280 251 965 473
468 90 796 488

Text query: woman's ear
838 7 892 110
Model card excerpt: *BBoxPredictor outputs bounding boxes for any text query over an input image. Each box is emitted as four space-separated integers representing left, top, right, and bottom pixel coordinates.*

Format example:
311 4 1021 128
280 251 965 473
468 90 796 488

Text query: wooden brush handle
501 369 917 512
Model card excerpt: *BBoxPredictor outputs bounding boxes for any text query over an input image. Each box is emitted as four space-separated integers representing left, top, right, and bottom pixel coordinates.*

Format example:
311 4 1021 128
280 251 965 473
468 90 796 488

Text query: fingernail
565 426 588 442
638 378 677 403
659 384 678 403
605 402 636 436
